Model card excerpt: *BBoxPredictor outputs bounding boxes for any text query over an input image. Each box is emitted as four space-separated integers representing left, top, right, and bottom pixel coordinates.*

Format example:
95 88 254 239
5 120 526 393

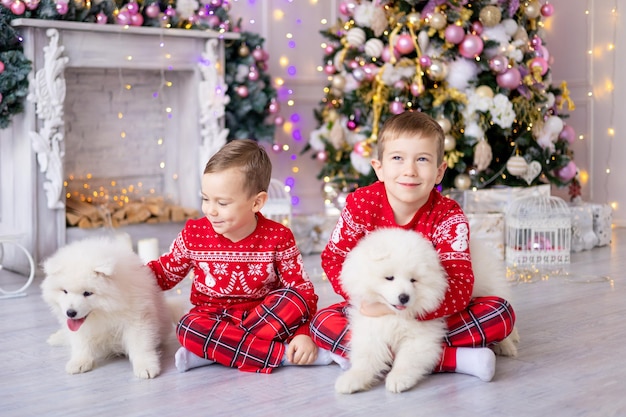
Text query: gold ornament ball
454 173 471 190
524 0 541 19
437 117 452 133
238 44 250 57
427 59 448 81
479 5 502 27
429 12 447 30
331 74 346 90
444 134 456 152
475 85 494 98
407 12 421 26
506 155 529 176
327 109 339 122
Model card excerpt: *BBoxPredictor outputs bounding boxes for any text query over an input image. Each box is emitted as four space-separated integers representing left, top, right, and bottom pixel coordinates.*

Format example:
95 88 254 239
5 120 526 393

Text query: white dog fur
41 236 180 379
335 228 519 394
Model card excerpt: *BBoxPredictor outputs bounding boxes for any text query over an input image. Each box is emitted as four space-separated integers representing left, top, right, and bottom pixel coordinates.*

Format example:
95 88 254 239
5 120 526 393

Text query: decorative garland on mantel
0 0 279 143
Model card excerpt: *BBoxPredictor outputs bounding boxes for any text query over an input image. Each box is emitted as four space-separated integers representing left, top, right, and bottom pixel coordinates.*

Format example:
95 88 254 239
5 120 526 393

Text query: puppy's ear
369 246 391 262
93 261 115 278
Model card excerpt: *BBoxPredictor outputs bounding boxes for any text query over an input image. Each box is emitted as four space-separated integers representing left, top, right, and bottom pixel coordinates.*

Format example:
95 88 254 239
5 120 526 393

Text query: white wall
232 0 625 224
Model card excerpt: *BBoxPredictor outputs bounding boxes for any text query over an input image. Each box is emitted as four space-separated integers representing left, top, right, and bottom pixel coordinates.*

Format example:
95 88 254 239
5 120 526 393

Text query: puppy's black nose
66 309 77 318
398 293 409 305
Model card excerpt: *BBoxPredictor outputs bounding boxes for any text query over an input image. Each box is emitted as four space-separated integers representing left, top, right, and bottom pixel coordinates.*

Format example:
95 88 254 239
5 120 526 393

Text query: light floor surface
1 228 625 417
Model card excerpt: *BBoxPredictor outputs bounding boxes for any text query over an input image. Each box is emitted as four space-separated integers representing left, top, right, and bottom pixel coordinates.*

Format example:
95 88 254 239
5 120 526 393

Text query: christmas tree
0 0 278 142
307 0 578 196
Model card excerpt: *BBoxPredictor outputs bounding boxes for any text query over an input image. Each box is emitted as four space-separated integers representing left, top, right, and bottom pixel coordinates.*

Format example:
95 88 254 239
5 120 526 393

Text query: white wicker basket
505 193 571 266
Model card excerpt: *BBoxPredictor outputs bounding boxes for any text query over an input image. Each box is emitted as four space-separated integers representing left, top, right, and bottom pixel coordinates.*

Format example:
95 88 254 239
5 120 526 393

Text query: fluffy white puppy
335 228 449 394
41 236 176 379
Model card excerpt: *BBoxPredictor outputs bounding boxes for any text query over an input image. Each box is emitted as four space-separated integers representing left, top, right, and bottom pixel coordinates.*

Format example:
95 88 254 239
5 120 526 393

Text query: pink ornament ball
381 46 400 63
530 35 542 49
346 120 357 131
11 0 27 15
126 1 139 15
339 0 357 16
209 0 222 7
559 124 576 145
395 34 415 55
145 3 160 18
489 55 508 74
419 55 432 68
541 3 554 17
556 161 577 181
324 45 335 55
268 99 280 114
274 116 284 126
55 1 68 15
236 85 249 98
536 45 550 62
316 151 328 162
471 21 484 35
496 67 521 89
248 69 259 81
165 5 176 17
130 13 144 26
0 61 4 74
444 25 465 44
459 34 484 59
1 0 12 8
205 15 220 28
410 82 424 96
116 10 131 25
529 56 548 75
96 12 108 24
24 0 39 11
324 64 336 75
0 92 2 103
389 100 405 115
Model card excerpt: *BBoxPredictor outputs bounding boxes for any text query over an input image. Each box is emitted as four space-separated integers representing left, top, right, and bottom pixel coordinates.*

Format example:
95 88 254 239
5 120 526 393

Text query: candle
115 232 133 250
137 238 159 263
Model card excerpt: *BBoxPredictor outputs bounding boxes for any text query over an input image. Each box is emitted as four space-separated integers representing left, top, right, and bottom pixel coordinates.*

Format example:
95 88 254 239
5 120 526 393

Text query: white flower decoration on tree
176 0 199 19
354 2 388 37
490 93 515 128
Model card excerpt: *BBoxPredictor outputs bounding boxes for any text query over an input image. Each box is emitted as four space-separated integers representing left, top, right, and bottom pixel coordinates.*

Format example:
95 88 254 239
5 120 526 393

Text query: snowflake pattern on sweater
321 181 474 320
149 214 318 315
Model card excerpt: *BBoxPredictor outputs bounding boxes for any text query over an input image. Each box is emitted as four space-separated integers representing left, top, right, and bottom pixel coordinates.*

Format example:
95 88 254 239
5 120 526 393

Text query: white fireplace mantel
0 19 239 271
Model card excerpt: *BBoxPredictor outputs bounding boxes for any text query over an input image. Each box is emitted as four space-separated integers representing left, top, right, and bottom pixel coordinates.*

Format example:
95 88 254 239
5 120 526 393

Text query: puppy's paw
47 329 67 346
492 336 518 357
132 356 161 379
335 370 372 394
385 370 420 393
66 357 95 374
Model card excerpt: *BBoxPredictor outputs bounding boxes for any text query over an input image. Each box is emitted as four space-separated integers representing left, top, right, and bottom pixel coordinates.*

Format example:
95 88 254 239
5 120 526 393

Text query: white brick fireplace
0 19 239 272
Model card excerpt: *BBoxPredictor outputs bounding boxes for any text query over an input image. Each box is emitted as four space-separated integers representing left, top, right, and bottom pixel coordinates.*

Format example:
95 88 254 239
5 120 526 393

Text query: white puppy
335 228 449 394
41 236 176 379
335 228 519 394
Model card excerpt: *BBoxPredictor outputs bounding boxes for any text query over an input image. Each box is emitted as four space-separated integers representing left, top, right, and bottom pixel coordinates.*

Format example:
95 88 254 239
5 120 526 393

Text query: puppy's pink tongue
67 318 85 332
394 305 407 311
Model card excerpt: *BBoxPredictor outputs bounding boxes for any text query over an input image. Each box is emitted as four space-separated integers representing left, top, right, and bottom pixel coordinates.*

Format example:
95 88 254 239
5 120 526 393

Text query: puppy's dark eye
385 276 394 281
410 278 417 283
83 291 93 297
62 289 67 294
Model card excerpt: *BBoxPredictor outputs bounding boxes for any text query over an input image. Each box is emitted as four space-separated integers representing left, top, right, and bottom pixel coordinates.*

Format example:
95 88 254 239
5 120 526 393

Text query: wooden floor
1 227 625 417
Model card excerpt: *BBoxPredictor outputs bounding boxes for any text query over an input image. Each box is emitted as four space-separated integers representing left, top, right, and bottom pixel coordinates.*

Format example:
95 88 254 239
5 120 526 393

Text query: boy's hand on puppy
286 334 318 365
360 300 394 317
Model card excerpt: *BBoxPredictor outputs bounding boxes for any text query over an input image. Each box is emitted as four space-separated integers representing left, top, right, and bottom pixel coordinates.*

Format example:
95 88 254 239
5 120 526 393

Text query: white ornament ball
429 11 447 30
427 59 448 81
475 85 494 98
364 38 384 58
437 117 452 133
346 27 366 48
444 135 456 151
506 155 529 176
454 173 472 190
331 74 347 90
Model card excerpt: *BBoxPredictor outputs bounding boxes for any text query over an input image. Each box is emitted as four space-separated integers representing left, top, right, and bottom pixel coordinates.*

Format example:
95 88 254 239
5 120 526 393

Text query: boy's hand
360 300 394 317
286 334 319 365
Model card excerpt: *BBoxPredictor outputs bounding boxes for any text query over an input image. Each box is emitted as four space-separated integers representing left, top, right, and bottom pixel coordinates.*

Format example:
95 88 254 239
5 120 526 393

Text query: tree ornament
444 25 465 45
437 117 451 133
459 34 484 59
506 155 528 176
406 12 421 26
365 38 384 58
394 33 415 55
418 55 432 68
410 82 424 96
473 139 493 171
496 67 521 89
429 11 447 31
116 10 131 25
529 56 549 76
475 85 494 98
454 173 471 190
346 119 357 131
524 0 542 19
426 59 448 81
126 1 139 15
236 85 249 97
24 0 39 10
268 98 280 114
556 161 577 181
444 135 456 152
521 160 542 184
479 5 502 27
381 46 400 63
489 55 508 74
339 0 357 16
145 3 160 18
389 100 405 115
130 13 144 26
541 3 555 17
238 44 250 57
252 48 265 62
559 124 576 145
0 61 4 74
11 0 27 15
346 27 366 48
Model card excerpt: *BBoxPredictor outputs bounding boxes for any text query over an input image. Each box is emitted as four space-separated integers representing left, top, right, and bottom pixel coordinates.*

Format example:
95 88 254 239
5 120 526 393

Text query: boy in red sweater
148 139 331 373
310 111 516 382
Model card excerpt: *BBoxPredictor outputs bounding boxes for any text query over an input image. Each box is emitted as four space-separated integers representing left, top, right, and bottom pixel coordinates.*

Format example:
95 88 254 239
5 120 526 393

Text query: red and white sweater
149 214 318 318
321 181 474 320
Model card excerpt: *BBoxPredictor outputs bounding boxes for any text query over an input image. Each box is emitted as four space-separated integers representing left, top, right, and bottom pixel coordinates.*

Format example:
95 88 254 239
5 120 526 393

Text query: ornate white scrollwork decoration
27 29 69 210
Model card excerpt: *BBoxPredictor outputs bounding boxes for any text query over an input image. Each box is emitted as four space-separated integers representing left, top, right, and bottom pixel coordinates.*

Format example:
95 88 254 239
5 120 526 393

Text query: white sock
281 346 334 366
330 352 351 370
455 347 496 382
175 347 215 373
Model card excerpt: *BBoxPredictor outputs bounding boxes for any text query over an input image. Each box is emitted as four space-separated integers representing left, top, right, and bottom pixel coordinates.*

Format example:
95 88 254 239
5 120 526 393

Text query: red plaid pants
310 296 516 373
176 288 310 374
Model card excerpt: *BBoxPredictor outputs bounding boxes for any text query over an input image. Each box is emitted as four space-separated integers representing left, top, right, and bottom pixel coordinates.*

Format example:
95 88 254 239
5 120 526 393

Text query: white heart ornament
522 160 542 185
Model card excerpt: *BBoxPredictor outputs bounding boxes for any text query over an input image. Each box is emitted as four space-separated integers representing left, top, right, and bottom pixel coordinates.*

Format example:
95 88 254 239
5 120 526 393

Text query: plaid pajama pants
176 288 310 374
310 296 516 372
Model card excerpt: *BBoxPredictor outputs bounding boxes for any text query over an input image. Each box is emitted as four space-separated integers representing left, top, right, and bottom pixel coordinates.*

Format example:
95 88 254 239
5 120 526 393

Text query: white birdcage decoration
505 193 571 266
262 178 292 227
